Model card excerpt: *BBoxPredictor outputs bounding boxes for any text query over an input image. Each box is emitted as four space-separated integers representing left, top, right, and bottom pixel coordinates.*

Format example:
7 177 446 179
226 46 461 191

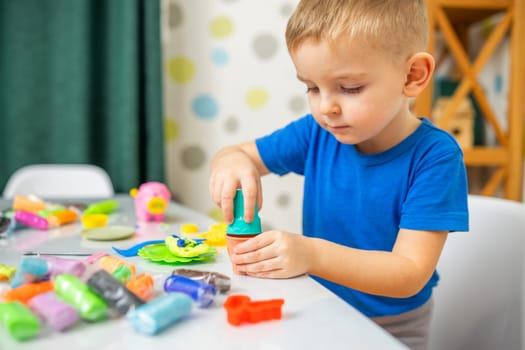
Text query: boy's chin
329 132 358 145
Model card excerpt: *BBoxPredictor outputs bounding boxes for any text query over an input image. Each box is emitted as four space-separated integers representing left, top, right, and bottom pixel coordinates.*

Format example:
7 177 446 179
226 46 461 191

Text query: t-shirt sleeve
400 145 469 232
255 115 313 176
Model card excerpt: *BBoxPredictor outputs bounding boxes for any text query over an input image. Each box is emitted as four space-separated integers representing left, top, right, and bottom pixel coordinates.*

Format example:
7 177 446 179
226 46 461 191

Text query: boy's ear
403 52 435 97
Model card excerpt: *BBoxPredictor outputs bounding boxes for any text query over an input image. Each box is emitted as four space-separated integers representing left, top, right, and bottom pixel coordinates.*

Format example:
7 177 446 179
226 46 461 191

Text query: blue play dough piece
127 293 193 335
11 257 49 288
226 189 262 235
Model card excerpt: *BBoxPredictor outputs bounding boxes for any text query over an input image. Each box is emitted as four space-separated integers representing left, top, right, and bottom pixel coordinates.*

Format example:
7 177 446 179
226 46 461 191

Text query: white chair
2 164 114 199
429 195 525 350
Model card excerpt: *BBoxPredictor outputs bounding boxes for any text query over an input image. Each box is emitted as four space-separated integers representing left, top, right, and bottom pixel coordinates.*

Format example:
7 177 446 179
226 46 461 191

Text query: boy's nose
320 95 341 115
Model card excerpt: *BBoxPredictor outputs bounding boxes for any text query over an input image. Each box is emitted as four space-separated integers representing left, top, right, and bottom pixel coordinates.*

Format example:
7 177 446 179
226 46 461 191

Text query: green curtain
0 0 164 193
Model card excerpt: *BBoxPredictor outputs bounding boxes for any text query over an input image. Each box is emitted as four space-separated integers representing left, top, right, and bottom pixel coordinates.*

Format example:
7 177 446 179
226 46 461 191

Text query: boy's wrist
304 237 322 275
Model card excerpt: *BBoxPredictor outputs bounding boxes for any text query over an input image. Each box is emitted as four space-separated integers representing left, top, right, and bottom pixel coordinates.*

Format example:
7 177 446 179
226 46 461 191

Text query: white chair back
2 164 114 199
429 195 525 350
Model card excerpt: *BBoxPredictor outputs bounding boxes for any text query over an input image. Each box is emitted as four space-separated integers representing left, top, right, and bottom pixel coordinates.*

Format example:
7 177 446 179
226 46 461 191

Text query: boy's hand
230 230 313 279
209 143 266 223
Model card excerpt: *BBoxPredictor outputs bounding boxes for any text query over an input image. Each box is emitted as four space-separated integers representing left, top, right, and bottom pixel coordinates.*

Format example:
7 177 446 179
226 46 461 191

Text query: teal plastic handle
226 189 262 235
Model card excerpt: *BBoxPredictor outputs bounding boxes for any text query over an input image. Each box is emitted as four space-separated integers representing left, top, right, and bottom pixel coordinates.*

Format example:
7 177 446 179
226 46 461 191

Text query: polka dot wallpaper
161 0 306 232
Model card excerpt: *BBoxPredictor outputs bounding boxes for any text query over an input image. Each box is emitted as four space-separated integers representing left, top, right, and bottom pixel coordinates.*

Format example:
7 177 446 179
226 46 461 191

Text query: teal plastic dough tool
226 189 262 235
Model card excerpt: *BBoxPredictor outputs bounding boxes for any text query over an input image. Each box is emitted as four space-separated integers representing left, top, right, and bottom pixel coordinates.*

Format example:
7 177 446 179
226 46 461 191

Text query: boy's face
291 37 416 153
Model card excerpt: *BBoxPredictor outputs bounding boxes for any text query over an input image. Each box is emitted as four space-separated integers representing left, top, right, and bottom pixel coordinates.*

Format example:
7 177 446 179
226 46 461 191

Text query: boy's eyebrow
337 73 368 79
296 73 368 82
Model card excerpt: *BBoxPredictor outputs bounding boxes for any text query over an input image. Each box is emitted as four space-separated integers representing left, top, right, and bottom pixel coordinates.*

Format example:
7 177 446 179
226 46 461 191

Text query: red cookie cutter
223 294 284 326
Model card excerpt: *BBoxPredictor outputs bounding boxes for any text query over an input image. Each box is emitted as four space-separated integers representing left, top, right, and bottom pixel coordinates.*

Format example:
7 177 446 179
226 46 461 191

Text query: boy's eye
341 86 363 94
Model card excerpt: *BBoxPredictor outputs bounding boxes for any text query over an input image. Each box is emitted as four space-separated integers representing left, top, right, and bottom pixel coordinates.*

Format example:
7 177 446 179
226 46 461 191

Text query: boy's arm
209 141 269 223
308 229 447 298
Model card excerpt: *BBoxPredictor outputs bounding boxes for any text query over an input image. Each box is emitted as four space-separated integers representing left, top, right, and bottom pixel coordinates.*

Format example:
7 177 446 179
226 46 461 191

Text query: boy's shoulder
417 118 463 150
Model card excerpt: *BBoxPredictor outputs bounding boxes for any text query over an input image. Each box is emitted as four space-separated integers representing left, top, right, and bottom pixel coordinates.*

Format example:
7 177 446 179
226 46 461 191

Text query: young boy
209 1 469 349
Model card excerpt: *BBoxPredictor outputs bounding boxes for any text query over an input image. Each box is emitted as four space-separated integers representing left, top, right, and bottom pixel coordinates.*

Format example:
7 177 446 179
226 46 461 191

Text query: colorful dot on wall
224 116 239 133
253 34 279 60
210 16 234 39
168 2 184 29
276 192 291 208
280 3 295 17
181 145 206 170
289 95 307 114
164 118 179 142
246 88 269 109
211 47 229 66
192 94 219 120
167 56 195 84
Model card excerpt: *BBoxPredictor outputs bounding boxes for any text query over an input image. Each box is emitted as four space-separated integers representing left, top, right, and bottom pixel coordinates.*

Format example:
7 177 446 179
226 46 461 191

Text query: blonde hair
286 0 429 59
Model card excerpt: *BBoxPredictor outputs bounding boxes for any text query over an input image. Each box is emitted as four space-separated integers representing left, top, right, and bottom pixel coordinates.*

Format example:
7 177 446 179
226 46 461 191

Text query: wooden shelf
415 0 525 201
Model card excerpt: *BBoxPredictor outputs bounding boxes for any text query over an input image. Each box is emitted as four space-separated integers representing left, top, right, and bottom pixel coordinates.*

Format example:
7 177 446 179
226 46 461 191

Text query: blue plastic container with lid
163 274 216 308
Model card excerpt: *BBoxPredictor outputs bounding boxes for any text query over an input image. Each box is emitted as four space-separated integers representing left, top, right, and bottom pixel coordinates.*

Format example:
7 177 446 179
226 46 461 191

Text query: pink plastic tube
14 211 49 230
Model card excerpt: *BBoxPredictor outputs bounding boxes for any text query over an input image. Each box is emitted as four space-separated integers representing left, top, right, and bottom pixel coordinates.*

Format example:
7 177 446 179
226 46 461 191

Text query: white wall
161 0 305 233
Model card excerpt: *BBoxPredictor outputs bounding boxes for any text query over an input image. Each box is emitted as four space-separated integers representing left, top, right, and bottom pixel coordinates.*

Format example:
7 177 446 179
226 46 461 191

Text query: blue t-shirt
255 114 469 317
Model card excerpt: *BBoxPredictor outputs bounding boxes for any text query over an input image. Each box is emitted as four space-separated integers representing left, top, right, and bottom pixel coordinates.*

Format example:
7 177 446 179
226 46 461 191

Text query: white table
0 195 407 350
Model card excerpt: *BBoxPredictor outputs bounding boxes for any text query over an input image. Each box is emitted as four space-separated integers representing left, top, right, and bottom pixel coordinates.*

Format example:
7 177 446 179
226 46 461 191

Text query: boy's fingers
234 233 271 254
208 176 222 207
221 184 238 223
257 181 263 211
240 182 259 223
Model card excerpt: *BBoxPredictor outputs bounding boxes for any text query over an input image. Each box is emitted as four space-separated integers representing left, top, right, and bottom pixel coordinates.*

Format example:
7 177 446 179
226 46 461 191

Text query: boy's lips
326 124 349 131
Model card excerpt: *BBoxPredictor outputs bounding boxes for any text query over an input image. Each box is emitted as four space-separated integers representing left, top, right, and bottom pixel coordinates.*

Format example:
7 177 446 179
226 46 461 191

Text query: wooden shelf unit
415 0 525 201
